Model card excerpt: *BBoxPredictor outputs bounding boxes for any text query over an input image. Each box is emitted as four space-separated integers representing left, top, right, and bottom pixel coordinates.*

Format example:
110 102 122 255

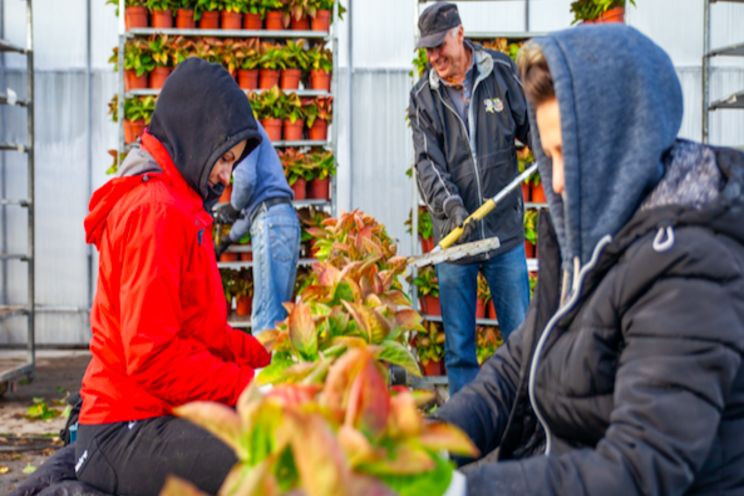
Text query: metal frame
0 0 35 384
702 0 744 144
117 1 341 330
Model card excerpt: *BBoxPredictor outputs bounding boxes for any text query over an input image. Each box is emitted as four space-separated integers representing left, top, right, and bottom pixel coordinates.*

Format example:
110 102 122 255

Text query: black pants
75 417 237 496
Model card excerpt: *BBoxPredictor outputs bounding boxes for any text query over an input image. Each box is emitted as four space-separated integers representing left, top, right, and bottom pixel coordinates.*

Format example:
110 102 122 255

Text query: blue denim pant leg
481 243 530 342
436 262 481 395
250 203 300 334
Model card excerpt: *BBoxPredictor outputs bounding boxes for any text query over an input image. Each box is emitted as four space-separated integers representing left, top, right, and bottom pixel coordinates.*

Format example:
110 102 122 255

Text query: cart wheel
0 382 9 397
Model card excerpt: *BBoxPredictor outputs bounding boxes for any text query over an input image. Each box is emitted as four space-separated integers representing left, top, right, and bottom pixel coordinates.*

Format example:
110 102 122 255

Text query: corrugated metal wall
0 0 741 344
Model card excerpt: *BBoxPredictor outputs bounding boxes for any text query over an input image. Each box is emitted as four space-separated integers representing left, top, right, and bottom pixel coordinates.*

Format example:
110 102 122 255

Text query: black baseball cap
415 2 461 50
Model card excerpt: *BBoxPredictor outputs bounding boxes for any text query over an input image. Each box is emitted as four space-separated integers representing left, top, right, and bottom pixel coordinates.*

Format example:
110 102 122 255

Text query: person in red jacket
75 58 271 495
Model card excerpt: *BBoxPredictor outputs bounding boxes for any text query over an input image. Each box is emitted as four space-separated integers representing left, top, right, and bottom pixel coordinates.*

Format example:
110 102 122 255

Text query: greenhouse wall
0 0 742 344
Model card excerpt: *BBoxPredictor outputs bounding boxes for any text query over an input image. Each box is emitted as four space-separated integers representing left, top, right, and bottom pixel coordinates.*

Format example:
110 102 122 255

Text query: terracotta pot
125 70 148 93
219 183 233 203
265 11 283 30
419 236 435 254
240 252 253 262
290 15 309 30
220 252 239 262
476 298 486 319
423 359 444 377
199 11 219 29
531 183 547 203
125 119 146 145
259 69 280 89
308 119 328 141
292 178 307 200
281 68 302 90
125 6 148 30
488 300 497 320
149 66 171 89
221 10 242 29
237 69 259 90
176 9 196 28
310 69 331 92
226 296 233 316
283 119 304 142
261 118 283 141
151 8 173 28
236 296 253 316
424 295 441 316
311 10 331 32
525 241 535 258
598 6 625 24
522 182 531 202
244 13 262 29
308 177 330 200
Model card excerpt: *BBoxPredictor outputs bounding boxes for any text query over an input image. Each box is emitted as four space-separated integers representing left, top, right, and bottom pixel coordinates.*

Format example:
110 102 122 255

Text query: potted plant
111 95 155 144
411 265 440 316
297 205 330 256
524 208 538 259
243 0 263 29
307 43 333 91
303 96 332 141
174 0 196 28
308 0 345 31
261 0 285 30
111 42 153 92
194 0 220 28
214 37 242 78
278 148 309 199
235 38 261 89
409 48 429 80
476 325 503 366
279 90 306 141
107 0 149 30
518 146 533 202
480 37 523 63
404 206 434 254
146 0 174 28
220 269 235 315
476 272 490 319
257 41 287 89
281 39 310 90
284 0 311 30
250 85 283 141
411 320 446 376
305 148 335 199
234 268 254 316
216 0 244 29
215 223 239 262
189 36 221 64
147 34 173 89
570 0 635 24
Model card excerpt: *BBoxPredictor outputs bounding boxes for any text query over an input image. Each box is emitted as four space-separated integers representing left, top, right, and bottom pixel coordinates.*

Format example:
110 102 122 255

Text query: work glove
214 235 233 259
213 203 242 225
444 200 478 245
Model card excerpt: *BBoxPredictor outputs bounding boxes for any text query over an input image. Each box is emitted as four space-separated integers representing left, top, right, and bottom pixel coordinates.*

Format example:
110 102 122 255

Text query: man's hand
444 200 478 244
214 235 233 259
214 203 241 225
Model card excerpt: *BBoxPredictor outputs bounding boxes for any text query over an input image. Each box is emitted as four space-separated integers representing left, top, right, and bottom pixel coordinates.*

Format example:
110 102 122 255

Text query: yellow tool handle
438 199 496 250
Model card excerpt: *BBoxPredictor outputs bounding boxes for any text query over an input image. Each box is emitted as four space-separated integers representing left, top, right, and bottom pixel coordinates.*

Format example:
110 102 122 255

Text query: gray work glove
214 235 233 259
213 203 242 225
444 199 478 244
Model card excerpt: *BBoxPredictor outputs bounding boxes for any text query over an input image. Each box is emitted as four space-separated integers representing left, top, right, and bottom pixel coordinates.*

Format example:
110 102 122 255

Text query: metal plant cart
0 0 35 392
116 0 341 331
702 0 744 144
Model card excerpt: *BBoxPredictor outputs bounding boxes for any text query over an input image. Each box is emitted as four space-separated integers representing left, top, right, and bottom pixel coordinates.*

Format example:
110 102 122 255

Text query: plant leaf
160 475 211 496
375 341 421 378
289 303 318 361
257 357 296 386
418 422 480 458
174 402 246 460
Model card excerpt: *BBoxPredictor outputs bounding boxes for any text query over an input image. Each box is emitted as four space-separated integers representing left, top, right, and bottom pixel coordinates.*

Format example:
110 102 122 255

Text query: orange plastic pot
125 70 148 92
311 10 331 32
419 236 435 254
244 13 262 29
283 119 304 142
308 119 328 141
423 359 443 377
221 10 242 29
524 241 535 258
290 15 309 30
531 183 546 203
236 296 253 316
476 298 486 319
308 177 329 200
522 182 531 202
238 69 259 90
261 118 283 141
125 120 146 145
598 7 625 23
310 69 331 91
292 178 307 200
149 66 171 89
219 183 233 203
176 9 196 28
424 296 441 316
199 11 219 29
259 69 280 89
280 68 302 90
240 252 253 262
488 300 497 320
220 252 239 263
125 6 148 30
265 11 283 30
151 8 173 28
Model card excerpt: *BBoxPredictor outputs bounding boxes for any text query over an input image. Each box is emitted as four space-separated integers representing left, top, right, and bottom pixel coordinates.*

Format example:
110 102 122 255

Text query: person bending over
76 58 271 495
434 24 744 496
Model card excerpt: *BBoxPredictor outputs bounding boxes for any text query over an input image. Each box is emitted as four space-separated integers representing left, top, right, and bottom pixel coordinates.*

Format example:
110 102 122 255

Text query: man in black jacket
409 2 532 394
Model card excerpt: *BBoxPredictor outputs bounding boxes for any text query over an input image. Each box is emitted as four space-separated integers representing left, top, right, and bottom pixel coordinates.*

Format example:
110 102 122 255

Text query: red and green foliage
410 266 438 299
409 321 444 367
475 325 503 365
404 206 433 241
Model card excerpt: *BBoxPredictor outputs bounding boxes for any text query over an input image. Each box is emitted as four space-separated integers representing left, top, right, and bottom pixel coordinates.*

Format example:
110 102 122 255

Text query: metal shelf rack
702 0 744 144
116 0 340 332
0 0 35 387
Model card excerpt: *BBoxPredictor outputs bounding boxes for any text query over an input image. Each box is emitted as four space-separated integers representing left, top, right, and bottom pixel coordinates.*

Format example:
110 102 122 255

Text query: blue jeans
436 244 530 394
250 203 300 334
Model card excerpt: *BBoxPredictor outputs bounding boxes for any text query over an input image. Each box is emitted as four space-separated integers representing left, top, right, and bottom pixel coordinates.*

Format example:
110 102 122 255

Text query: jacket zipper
527 235 613 455
468 73 489 240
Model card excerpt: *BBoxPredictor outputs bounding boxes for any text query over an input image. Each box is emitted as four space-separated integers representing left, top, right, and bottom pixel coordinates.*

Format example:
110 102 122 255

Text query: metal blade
407 236 501 268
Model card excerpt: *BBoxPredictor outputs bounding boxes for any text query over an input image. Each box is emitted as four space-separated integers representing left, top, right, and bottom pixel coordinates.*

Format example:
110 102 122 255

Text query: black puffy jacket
409 45 531 260
435 146 744 495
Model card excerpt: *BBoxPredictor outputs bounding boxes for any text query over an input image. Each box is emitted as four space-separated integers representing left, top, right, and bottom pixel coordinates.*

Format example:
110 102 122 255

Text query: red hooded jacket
79 133 270 424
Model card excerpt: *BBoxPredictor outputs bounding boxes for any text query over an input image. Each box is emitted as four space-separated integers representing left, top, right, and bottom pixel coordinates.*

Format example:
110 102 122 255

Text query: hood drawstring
653 226 675 253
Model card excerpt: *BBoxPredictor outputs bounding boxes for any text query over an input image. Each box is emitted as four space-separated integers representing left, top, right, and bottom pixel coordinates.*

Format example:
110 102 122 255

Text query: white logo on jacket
75 449 88 473
484 98 504 113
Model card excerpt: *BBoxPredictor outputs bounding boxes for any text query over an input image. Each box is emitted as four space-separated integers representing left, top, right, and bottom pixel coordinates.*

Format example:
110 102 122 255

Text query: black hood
147 57 262 202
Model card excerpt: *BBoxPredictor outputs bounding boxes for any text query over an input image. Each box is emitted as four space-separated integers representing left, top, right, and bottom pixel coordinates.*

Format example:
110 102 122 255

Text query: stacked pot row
520 180 547 204
125 7 332 32
260 117 328 143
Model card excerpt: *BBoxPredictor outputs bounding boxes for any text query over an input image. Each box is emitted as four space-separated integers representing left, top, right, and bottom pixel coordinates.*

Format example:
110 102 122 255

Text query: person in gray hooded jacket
434 24 744 496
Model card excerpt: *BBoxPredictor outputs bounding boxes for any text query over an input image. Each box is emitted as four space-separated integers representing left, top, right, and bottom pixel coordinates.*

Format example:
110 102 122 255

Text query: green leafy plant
477 272 491 304
529 272 538 298
194 0 219 19
284 0 314 24
236 37 262 70
259 42 289 70
475 325 502 365
234 268 254 298
176 0 196 8
302 96 333 128
221 268 236 302
409 48 428 80
108 94 154 124
25 398 61 421
257 0 284 19
283 39 311 71
306 44 333 73
404 206 433 240
410 320 445 366
478 38 523 63
147 34 173 67
146 0 176 12
309 0 346 19
297 206 331 242
216 0 249 13
524 209 538 246
278 148 311 185
304 147 336 181
110 40 154 76
569 0 635 23
106 149 129 175
411 266 438 299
